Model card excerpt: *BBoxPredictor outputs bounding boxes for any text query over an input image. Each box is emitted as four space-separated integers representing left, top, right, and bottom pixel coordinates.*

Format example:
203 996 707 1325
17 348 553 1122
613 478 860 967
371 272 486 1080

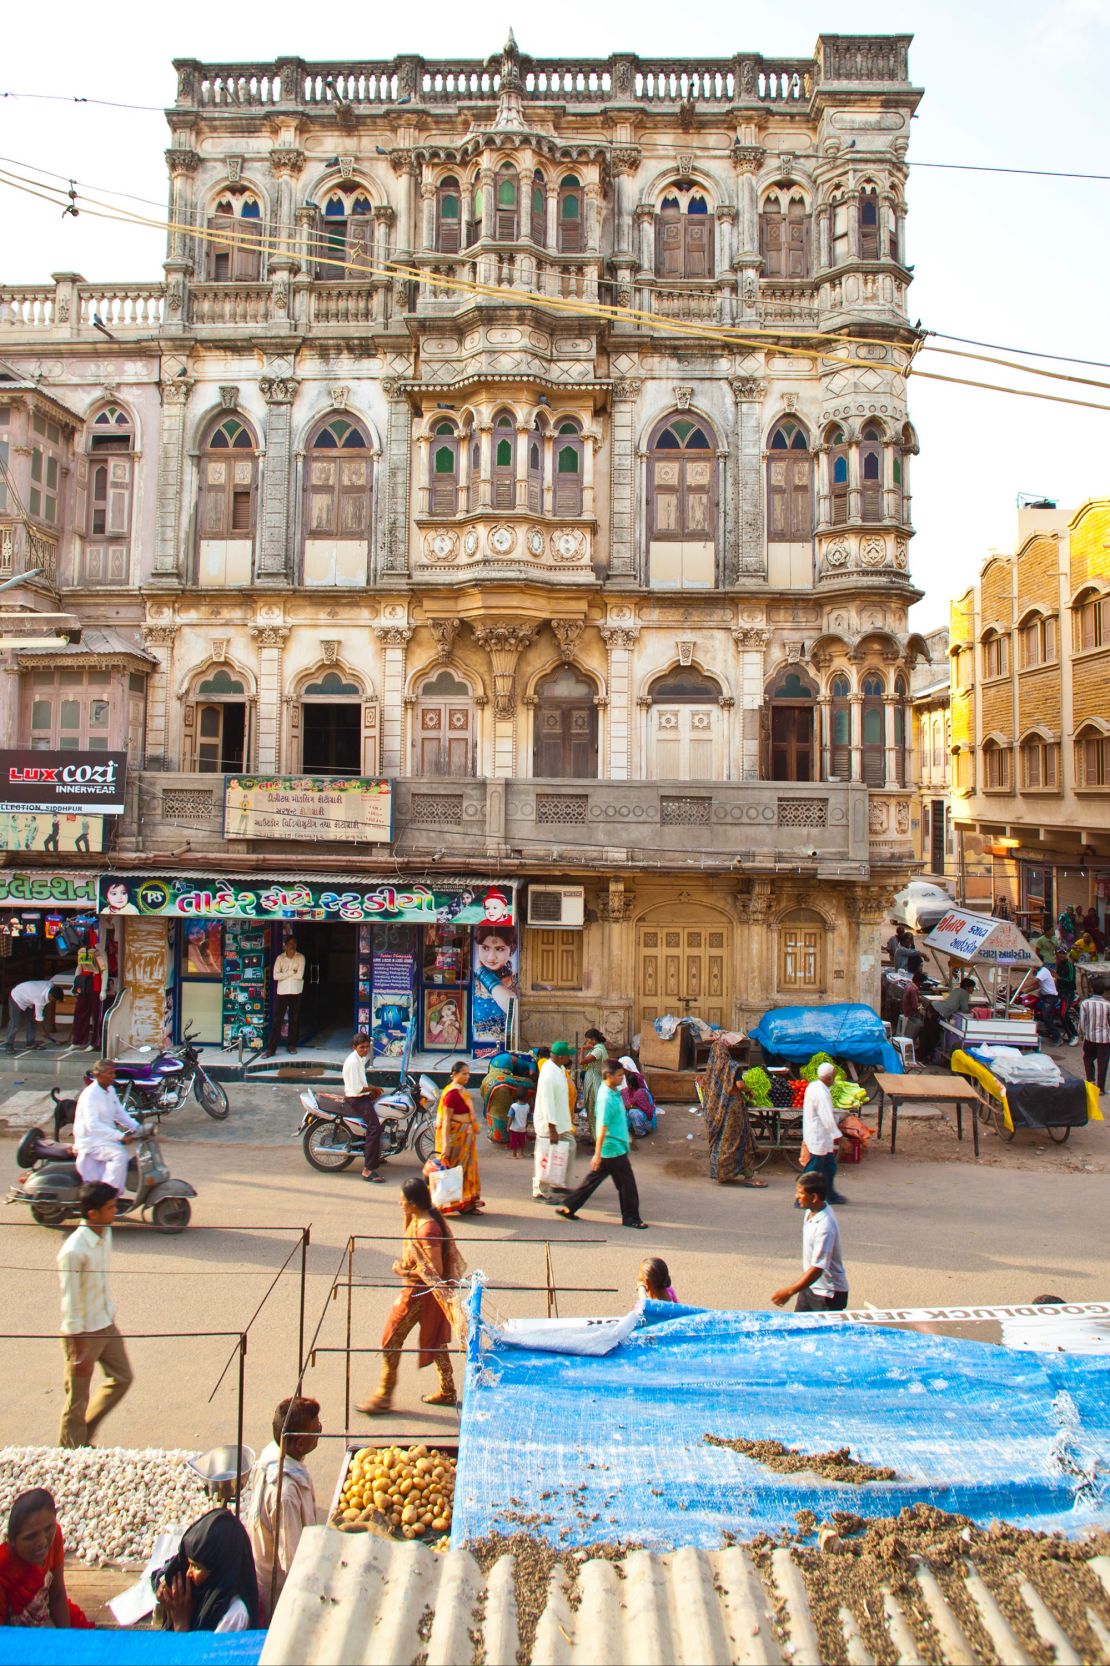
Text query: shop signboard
370 950 415 1060
0 872 98 908
99 875 516 926
224 777 392 845
0 812 104 854
923 909 1039 967
0 750 127 814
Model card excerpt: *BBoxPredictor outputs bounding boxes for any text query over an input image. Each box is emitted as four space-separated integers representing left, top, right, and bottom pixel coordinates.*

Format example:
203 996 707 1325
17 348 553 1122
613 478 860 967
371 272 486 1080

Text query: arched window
436 177 461 253
1018 610 1057 669
531 171 547 245
533 666 598 779
655 182 714 279
491 412 517 510
860 422 884 520
303 416 372 585
197 415 257 585
1075 722 1110 789
316 189 373 279
430 422 459 515
766 420 812 541
299 670 366 776
859 186 881 260
759 191 810 279
466 173 483 247
495 164 519 240
647 669 722 781
983 738 1011 792
85 406 134 573
208 190 263 282
777 908 827 993
190 666 249 773
1020 732 1059 791
830 188 850 266
1073 586 1110 651
765 669 816 782
648 415 717 589
827 426 849 524
981 629 1010 680
830 673 851 778
558 175 583 253
553 421 583 516
861 673 886 786
893 674 908 787
527 424 544 513
414 668 475 778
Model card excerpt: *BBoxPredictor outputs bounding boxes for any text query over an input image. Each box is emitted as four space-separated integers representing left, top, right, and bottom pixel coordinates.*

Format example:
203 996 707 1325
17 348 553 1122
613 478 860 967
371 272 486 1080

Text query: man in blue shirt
557 1058 647 1230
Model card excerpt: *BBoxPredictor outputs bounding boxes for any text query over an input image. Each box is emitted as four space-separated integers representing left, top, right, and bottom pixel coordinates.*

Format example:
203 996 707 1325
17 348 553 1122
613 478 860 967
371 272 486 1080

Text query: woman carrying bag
427 1060 484 1214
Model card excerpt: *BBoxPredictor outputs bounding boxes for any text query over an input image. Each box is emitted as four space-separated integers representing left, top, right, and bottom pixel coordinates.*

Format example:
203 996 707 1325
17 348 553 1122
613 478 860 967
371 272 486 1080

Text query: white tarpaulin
494 1300 645 1356
923 909 1040 967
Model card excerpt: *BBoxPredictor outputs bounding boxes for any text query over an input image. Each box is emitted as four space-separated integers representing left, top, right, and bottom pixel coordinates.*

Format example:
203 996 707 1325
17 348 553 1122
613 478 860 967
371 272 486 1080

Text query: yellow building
950 500 1110 930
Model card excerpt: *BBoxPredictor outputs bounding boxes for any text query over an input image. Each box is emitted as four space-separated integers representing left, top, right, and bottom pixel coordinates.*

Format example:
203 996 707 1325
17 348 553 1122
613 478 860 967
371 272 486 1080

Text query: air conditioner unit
527 884 585 929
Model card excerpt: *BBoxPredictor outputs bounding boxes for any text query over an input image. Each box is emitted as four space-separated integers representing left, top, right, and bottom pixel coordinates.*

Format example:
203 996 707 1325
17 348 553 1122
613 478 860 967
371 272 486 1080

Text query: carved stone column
381 379 412 577
373 623 414 773
730 143 765 256
152 372 193 582
140 621 178 769
599 623 640 780
256 372 297 581
731 626 769 781
471 622 539 778
609 146 641 260
609 380 641 579
248 621 290 770
849 694 863 782
633 204 654 274
163 147 199 332
729 376 764 581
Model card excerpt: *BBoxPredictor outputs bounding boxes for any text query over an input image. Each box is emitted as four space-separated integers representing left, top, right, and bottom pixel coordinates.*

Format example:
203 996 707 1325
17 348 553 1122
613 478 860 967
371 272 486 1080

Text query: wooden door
683 217 713 278
415 700 472 777
657 211 684 277
637 921 728 1030
770 706 813 781
650 704 719 780
533 700 598 779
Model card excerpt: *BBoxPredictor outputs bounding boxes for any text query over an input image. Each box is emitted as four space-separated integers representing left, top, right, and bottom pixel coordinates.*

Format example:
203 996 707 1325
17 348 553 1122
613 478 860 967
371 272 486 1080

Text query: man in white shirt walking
342 1032 384 1184
532 1042 577 1202
57 1181 133 1446
801 1061 848 1205
74 1060 140 1194
4 978 61 1051
264 936 306 1056
772 1171 850 1313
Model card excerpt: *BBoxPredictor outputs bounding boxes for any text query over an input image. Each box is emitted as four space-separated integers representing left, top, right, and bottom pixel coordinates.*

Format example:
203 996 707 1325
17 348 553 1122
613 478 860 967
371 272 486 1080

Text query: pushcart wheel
1046 1124 1072 1145
994 1104 1015 1142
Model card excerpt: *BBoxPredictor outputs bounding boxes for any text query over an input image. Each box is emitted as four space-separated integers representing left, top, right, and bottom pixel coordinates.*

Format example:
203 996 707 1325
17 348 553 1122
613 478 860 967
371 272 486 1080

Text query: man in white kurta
73 1061 140 1193
532 1042 577 1202
801 1061 847 1204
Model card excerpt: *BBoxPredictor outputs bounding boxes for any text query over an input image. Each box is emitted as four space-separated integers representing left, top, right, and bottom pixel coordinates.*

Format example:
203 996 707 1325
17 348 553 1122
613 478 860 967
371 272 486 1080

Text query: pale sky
2 0 1107 632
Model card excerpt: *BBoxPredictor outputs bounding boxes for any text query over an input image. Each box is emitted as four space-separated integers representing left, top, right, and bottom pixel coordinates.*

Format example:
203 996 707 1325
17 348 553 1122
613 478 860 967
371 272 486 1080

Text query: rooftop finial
492 27 525 127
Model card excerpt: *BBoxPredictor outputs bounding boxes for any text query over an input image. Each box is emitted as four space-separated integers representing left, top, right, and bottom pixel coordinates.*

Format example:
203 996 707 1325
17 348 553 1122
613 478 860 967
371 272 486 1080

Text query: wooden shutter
204 460 229 534
232 224 262 282
683 217 713 278
527 442 543 512
431 444 457 514
657 214 684 278
347 215 371 272
767 459 789 540
687 707 715 778
532 187 546 246
534 705 567 777
682 457 713 537
785 205 809 278
653 706 682 777
760 212 784 277
554 443 581 516
788 457 811 537
208 215 235 281
339 458 369 533
309 459 337 534
492 434 515 509
107 458 132 535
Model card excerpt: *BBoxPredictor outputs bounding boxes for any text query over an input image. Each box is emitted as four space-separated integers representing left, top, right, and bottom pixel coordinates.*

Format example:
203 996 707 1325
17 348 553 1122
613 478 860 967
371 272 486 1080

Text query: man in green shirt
557 1059 648 1230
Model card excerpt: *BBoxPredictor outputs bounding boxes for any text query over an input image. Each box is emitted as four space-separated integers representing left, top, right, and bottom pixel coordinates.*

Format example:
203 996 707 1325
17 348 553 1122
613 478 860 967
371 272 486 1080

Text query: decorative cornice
609 145 642 176
373 625 414 648
611 379 642 402
732 626 770 649
729 376 764 402
731 143 767 174
248 623 290 648
160 378 194 406
598 625 640 651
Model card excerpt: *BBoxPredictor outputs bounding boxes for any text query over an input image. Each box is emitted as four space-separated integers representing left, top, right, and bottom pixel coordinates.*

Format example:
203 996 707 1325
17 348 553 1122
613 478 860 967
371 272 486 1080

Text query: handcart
950 1048 1101 1145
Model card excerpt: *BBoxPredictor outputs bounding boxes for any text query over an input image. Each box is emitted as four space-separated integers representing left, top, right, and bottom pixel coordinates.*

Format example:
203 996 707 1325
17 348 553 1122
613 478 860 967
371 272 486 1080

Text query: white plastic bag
540 1140 569 1188
430 1164 463 1209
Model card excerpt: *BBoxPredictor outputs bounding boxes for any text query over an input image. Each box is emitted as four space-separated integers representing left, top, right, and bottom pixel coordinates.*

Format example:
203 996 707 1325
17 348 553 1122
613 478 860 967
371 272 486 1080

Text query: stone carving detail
489 524 517 557
599 879 634 922
868 798 889 835
825 540 851 567
895 799 911 834
428 619 461 661
142 624 178 647
894 538 909 569
463 529 480 558
676 153 697 178
784 640 804 663
320 639 340 665
673 385 695 411
410 793 464 828
676 639 695 667
373 625 414 648
551 619 585 663
219 386 240 409
550 528 586 563
161 788 215 820
210 639 229 662
269 148 305 177
609 143 642 173
599 625 639 652
472 621 539 718
777 798 828 828
525 527 546 558
165 148 201 174
259 376 297 405
731 143 766 173
860 536 886 567
729 376 763 402
425 530 460 563
226 157 243 183
661 795 711 826
732 626 770 649
536 793 588 825
329 385 351 410
611 379 643 402
248 624 290 649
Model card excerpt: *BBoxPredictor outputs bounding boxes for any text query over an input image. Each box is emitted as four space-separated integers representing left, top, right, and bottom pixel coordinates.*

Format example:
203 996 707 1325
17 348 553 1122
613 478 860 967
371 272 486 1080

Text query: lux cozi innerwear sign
0 750 128 814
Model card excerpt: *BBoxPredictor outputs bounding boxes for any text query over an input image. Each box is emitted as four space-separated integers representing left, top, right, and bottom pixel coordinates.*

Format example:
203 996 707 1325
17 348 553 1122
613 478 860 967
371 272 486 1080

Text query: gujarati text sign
224 776 392 845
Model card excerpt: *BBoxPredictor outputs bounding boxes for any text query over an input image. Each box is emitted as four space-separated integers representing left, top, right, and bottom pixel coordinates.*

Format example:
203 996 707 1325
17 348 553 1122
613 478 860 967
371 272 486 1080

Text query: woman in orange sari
432 1059 483 1214
358 1177 466 1414
0 1489 91 1629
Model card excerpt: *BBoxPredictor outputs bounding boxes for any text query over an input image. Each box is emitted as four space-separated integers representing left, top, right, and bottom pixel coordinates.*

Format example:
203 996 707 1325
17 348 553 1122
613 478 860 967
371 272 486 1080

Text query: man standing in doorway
265 936 306 1056
771 1172 850 1313
532 1042 577 1203
57 1182 133 1447
801 1061 848 1205
343 1033 384 1184
556 1059 648 1230
1079 976 1110 1094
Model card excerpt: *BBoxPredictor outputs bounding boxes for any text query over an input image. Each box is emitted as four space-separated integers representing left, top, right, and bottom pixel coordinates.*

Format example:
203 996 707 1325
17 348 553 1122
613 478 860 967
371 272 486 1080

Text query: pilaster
471 622 539 778
381 380 412 577
256 372 297 580
731 626 769 779
609 380 641 578
248 621 290 769
729 376 765 580
140 621 179 768
373 624 414 773
598 623 640 780
152 373 193 583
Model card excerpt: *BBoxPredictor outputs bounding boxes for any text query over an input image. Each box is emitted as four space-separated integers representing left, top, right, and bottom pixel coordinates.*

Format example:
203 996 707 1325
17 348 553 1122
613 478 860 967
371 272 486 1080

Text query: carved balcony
412 514 597 585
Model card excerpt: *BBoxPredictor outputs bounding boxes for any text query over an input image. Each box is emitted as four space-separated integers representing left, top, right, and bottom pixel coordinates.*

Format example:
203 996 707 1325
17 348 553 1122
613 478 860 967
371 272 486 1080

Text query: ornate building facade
0 34 927 1056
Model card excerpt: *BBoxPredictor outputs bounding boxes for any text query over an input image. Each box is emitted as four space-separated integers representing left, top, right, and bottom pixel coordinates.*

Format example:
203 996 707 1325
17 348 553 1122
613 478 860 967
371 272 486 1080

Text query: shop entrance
636 908 730 1032
283 922 359 1050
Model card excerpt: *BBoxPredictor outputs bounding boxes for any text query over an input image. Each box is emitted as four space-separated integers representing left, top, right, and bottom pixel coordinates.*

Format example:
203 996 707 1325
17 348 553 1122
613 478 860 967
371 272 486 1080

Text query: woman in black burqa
152 1508 260 1633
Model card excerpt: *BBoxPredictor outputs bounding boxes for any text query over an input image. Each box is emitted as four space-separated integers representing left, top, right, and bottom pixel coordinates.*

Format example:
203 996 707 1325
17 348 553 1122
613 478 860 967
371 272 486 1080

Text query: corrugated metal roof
15 627 155 663
261 1527 1110 1666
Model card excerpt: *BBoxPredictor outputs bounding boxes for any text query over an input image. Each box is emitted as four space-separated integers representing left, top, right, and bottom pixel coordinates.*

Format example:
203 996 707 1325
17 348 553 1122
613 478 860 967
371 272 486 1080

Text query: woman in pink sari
431 1060 483 1214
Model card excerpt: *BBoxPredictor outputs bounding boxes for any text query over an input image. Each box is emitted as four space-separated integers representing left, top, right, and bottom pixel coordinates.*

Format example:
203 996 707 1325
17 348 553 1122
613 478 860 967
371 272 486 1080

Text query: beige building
950 500 1110 930
910 626 953 885
0 33 928 1059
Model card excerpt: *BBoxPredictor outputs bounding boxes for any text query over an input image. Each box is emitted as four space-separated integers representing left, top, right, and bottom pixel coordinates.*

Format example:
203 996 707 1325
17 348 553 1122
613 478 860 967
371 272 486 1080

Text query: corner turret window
208 190 263 282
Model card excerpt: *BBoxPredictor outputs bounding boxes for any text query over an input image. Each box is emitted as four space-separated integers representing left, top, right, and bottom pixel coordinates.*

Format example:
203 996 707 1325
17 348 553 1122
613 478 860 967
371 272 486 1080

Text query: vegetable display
741 1066 772 1106
798 1052 846 1084
331 1443 455 1540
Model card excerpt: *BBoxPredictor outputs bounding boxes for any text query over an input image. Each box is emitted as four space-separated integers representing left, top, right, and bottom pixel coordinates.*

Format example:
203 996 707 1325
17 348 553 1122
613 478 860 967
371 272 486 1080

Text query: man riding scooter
74 1060 140 1192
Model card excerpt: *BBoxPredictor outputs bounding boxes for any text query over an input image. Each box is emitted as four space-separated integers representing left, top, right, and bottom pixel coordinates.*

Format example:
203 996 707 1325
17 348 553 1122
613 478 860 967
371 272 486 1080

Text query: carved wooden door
637 921 729 1030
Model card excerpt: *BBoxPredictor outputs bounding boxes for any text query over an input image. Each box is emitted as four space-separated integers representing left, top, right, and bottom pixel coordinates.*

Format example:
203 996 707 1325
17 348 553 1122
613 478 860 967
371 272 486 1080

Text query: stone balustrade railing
0 281 163 335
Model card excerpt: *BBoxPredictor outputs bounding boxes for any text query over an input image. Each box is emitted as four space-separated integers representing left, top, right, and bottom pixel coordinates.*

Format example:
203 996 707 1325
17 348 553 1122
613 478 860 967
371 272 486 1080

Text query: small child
638 1256 677 1303
508 1094 531 1157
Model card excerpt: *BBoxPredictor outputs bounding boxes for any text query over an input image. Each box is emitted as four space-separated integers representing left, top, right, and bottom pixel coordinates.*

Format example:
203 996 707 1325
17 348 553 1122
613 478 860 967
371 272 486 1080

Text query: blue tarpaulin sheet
749 1002 904 1075
453 1289 1110 1548
0 1635 263 1665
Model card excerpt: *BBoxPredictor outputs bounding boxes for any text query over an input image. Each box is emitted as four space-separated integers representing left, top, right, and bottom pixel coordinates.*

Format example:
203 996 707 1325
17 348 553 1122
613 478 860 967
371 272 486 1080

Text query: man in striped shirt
1078 977 1110 1093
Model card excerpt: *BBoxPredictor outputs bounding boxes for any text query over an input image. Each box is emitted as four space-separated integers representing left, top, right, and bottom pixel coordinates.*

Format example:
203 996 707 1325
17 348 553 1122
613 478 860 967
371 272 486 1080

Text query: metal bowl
187 1443 256 1502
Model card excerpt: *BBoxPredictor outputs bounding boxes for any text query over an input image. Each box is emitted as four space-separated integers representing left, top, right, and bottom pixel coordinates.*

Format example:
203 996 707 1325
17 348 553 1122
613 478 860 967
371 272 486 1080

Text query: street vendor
358 1178 464 1416
921 977 976 1060
0 1490 91 1629
246 1396 321 1622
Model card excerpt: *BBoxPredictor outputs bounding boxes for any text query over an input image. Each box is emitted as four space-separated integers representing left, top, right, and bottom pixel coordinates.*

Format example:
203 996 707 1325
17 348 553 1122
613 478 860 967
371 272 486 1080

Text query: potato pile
332 1443 455 1540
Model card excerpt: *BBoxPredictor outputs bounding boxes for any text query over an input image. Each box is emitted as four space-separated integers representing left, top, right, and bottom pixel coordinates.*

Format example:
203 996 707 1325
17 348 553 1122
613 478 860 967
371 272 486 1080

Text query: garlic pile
0 1447 212 1566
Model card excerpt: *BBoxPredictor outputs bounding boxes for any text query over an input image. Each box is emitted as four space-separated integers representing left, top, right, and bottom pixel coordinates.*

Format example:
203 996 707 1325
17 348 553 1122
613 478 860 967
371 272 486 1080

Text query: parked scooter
85 1028 229 1121
8 1115 196 1233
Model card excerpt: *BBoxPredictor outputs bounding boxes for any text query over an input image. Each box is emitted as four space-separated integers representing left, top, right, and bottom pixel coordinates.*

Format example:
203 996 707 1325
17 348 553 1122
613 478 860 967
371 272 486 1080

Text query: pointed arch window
86 405 133 545
466 174 483 247
861 673 886 786
430 422 459 515
859 187 881 260
304 415 372 579
558 175 583 253
533 666 598 779
893 674 908 787
648 416 717 588
766 420 812 541
198 416 257 552
531 171 547 245
414 668 475 778
766 670 816 782
491 412 517 509
860 422 884 520
778 908 827 993
496 164 519 240
527 425 545 513
437 177 461 253
759 191 810 279
655 182 714 279
554 421 583 516
190 667 249 773
647 668 723 781
830 673 851 778
300 670 365 776
208 190 263 282
316 190 373 279
828 426 849 524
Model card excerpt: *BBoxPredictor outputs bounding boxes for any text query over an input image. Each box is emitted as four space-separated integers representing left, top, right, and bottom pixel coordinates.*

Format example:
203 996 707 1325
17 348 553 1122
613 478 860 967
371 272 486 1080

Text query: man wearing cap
801 1061 848 1205
532 1041 577 1204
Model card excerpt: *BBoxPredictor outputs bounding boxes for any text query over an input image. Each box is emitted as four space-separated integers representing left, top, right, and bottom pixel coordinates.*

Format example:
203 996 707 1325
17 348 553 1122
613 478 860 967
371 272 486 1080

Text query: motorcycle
298 1072 438 1172
7 1115 197 1233
82 1029 230 1123
1015 989 1078 1045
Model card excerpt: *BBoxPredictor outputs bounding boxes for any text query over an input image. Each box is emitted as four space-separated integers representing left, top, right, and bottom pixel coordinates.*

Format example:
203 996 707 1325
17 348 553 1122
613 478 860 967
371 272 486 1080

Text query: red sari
0 1526 91 1628
433 1084 482 1213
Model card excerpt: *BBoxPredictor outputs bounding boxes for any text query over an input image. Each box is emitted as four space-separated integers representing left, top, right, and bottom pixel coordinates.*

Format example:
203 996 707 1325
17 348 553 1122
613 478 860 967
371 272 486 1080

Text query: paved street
1 1084 1106 1506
